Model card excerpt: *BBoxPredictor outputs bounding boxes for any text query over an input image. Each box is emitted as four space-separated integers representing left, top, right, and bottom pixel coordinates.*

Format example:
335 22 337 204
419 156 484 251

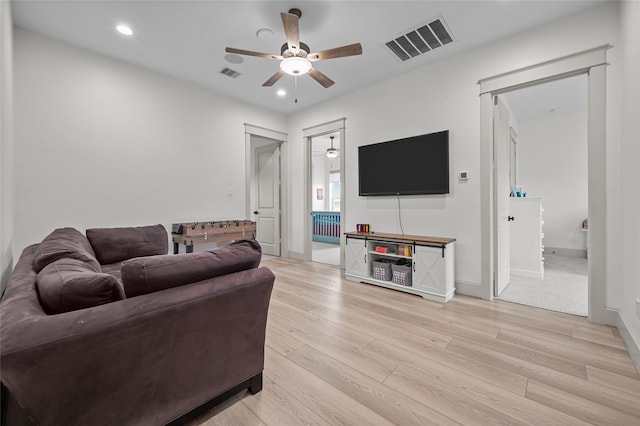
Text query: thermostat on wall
459 171 470 180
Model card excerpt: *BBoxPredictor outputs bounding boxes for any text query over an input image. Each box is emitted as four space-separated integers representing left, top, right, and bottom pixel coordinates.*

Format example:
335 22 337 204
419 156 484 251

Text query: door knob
253 211 259 215
508 216 515 221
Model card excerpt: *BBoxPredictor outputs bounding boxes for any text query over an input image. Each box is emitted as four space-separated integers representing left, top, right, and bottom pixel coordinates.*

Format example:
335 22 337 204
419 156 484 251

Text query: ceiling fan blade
225 47 281 60
308 43 363 61
308 68 335 88
281 12 300 53
262 70 286 87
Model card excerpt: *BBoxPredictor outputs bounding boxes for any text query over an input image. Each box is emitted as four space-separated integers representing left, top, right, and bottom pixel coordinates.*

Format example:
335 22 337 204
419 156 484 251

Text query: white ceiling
11 0 605 115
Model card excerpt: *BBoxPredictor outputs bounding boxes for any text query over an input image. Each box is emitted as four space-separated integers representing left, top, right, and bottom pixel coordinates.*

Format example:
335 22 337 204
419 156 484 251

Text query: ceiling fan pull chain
294 75 298 103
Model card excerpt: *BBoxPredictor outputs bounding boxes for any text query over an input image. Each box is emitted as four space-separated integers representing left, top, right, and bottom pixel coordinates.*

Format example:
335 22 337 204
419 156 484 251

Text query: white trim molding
244 124 287 141
302 118 346 138
455 280 484 299
617 311 640 374
478 45 611 95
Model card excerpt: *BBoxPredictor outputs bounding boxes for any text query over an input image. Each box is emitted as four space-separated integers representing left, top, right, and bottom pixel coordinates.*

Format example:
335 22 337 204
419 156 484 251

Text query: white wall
311 153 339 211
285 2 620 292
311 154 327 211
517 110 588 253
619 0 640 366
13 29 286 254
0 0 14 293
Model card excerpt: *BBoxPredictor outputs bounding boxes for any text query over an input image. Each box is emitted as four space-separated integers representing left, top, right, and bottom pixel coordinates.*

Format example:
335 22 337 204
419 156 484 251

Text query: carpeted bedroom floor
498 254 588 317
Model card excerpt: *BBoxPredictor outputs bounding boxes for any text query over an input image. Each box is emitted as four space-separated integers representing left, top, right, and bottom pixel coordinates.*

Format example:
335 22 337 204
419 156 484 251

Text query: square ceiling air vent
385 16 454 62
219 67 241 78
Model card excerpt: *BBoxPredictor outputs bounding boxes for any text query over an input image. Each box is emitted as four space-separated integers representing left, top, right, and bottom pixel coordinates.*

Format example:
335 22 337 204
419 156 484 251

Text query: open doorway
479 45 612 324
302 118 346 267
310 133 341 266
495 76 589 316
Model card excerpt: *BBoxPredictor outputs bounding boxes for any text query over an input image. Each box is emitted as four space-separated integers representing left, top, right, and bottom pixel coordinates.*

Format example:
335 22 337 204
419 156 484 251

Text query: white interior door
254 144 281 256
494 96 511 296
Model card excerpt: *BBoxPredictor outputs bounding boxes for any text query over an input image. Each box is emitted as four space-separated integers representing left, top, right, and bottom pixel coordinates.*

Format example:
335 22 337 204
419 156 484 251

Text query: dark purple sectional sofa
0 224 274 425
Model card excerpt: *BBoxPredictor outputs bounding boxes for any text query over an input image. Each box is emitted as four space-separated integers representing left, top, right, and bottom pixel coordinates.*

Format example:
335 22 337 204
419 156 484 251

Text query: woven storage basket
372 260 392 281
391 263 412 286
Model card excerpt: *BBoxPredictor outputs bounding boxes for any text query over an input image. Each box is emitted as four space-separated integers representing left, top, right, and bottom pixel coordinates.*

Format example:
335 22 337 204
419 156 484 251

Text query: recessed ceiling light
224 53 244 64
276 89 286 97
116 24 133 36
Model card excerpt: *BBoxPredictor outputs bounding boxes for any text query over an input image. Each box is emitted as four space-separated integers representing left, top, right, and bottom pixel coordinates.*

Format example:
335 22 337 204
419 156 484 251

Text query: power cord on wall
397 193 405 235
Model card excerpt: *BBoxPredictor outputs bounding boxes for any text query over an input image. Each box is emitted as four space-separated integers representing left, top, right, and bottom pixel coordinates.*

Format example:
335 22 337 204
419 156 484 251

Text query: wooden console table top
345 231 456 245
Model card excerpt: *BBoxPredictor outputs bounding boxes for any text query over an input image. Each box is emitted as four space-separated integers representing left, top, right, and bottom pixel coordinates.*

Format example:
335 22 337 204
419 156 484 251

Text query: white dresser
510 197 544 279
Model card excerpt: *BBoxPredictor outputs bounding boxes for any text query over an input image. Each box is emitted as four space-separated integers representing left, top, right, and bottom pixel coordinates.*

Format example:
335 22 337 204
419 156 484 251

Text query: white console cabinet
344 232 456 303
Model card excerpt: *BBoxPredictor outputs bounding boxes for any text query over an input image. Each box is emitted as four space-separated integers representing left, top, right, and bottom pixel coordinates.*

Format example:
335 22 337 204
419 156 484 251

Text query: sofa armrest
1 267 274 426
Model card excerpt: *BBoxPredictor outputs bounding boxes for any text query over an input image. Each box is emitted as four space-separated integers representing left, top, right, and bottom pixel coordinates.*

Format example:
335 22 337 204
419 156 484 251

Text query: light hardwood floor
190 257 640 425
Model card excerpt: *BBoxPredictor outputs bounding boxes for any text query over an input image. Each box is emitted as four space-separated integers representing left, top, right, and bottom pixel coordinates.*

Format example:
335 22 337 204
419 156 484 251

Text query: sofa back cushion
33 228 100 273
121 239 262 298
86 224 168 265
36 258 126 315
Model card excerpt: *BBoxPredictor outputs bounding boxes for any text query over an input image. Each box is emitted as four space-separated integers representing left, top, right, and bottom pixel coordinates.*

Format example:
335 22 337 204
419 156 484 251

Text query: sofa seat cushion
33 227 100 273
121 239 262 298
86 224 168 265
36 258 126 315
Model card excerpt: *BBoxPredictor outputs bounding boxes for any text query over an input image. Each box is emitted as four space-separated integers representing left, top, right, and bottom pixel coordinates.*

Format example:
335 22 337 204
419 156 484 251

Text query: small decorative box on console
172 220 256 254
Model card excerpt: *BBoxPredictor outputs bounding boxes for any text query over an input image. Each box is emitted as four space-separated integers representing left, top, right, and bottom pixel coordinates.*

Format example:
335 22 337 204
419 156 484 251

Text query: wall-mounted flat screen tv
358 130 449 196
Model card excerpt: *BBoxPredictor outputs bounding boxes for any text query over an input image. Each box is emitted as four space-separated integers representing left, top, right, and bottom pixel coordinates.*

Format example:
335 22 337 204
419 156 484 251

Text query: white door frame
302 118 346 267
245 124 288 257
478 45 615 325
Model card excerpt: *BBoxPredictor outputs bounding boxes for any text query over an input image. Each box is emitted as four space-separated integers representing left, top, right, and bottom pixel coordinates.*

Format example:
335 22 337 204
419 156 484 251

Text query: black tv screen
358 130 449 196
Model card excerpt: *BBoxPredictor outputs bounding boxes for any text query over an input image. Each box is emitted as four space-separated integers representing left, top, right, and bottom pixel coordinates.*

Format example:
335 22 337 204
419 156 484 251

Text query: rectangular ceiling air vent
385 16 455 62
219 67 241 78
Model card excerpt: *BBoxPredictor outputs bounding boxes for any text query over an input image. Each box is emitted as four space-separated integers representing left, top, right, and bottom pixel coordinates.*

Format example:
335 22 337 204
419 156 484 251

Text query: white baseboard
455 280 485 299
544 247 588 258
616 311 640 374
287 250 305 261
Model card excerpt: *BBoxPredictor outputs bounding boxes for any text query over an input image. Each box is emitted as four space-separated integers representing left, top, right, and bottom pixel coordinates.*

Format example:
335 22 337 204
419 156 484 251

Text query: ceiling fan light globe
280 57 312 76
326 148 339 158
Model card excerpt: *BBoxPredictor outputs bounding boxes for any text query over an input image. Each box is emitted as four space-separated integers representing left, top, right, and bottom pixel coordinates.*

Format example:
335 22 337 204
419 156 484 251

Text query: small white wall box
459 171 470 180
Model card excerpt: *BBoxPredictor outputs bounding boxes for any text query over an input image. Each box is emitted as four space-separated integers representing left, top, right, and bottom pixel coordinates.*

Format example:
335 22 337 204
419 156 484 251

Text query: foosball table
171 220 256 254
